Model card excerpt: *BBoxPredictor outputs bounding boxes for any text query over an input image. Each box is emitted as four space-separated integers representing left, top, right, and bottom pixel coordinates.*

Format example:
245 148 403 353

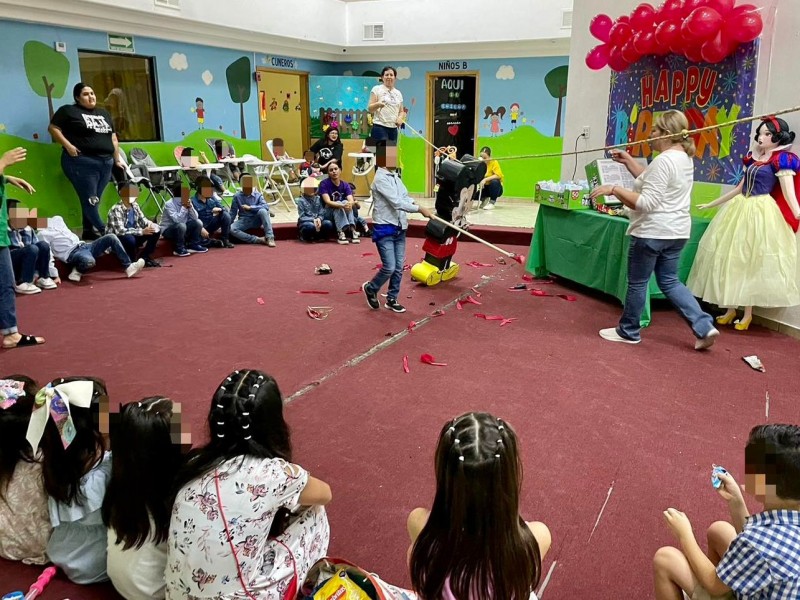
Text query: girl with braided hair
166 369 331 600
408 412 551 600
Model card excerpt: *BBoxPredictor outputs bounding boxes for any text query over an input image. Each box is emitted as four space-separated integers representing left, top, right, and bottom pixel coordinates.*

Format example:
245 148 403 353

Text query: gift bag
297 557 417 600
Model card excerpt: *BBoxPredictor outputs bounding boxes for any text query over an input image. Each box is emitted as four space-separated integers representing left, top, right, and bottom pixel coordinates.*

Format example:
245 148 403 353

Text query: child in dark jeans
362 140 432 313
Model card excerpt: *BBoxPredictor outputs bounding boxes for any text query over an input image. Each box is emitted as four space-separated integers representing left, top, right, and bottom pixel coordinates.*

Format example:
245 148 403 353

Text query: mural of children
270 98 278 111
193 98 205 129
510 103 521 129
484 106 506 137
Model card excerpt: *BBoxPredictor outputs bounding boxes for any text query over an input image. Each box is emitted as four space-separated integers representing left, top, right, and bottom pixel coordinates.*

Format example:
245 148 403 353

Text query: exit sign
108 34 135 53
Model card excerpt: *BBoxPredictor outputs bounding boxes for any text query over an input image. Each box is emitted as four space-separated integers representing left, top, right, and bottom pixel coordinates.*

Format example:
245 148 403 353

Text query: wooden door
257 69 309 158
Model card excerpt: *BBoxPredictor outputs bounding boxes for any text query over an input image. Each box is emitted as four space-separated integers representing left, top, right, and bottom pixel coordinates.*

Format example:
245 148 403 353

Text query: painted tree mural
226 56 251 139
23 41 70 122
544 65 568 137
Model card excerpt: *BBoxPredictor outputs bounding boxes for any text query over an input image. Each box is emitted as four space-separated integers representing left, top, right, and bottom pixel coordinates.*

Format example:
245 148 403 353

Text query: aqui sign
108 34 135 53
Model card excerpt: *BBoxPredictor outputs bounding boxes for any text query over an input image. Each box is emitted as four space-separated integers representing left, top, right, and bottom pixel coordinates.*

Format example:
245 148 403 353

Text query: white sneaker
695 327 720 351
350 231 361 244
483 204 495 210
599 328 641 344
125 259 145 278
35 277 58 290
337 231 348 245
68 268 82 282
15 282 42 295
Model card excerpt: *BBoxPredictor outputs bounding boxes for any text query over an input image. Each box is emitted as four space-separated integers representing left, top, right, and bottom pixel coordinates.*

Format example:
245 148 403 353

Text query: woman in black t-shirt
49 83 124 240
310 127 344 172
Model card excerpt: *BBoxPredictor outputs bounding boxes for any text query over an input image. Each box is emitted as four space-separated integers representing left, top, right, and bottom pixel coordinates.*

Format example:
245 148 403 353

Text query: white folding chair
265 139 303 211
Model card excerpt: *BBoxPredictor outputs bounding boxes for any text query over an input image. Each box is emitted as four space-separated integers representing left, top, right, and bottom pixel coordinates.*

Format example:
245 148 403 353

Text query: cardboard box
534 184 590 210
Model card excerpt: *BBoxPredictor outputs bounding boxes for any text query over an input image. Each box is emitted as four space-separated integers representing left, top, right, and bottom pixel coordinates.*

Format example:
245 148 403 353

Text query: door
426 73 478 195
257 69 309 159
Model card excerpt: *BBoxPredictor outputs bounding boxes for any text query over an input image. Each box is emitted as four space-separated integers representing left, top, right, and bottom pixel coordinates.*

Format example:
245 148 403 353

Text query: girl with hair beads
103 397 190 600
408 412 551 600
688 116 800 330
166 369 331 600
30 377 112 583
0 375 51 564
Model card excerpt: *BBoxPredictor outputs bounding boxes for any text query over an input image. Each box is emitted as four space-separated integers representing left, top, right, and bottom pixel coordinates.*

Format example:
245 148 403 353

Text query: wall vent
561 9 573 28
154 0 180 9
363 23 384 41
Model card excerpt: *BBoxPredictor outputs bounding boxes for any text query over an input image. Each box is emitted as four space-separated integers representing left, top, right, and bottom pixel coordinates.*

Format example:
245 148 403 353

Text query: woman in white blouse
368 66 404 142
588 110 717 350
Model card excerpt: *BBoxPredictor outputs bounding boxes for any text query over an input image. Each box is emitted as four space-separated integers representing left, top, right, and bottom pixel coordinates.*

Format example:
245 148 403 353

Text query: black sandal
3 334 45 349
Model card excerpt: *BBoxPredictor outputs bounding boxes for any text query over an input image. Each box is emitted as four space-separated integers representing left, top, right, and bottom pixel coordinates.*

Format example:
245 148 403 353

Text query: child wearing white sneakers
7 200 58 294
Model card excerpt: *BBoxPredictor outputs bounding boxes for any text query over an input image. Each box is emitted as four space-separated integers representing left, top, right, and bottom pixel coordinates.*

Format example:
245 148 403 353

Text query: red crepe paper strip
403 355 410 373
298 290 330 294
361 252 375 257
456 301 463 310
256 297 265 305
420 353 447 366
463 295 482 305
470 287 482 297
500 318 517 327
522 274 534 281
530 289 552 297
373 263 382 270
475 313 505 321
511 254 525 264
558 294 578 302
465 261 493 268
345 290 361 294
402 264 411 271
407 321 417 332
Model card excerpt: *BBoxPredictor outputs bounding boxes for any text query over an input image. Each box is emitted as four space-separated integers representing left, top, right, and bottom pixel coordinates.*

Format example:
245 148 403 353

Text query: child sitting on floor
407 412 551 600
0 375 51 565
653 423 800 600
32 377 112 584
103 397 189 600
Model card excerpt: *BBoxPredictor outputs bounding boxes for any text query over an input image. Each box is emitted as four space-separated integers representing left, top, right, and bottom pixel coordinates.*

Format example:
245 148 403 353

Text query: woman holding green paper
588 110 717 350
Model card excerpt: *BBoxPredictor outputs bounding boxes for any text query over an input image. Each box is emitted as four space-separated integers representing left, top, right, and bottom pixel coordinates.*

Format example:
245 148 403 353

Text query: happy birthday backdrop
606 40 758 185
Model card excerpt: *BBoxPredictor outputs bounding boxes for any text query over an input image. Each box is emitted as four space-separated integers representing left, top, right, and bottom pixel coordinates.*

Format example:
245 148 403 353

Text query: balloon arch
586 0 764 71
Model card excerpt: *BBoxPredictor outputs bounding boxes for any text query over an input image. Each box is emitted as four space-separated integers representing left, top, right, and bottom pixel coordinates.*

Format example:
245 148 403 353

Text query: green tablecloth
527 205 710 326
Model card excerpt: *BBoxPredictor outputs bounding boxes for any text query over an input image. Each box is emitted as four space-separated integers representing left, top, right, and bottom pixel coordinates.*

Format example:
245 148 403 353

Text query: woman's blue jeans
617 236 714 341
60 152 113 234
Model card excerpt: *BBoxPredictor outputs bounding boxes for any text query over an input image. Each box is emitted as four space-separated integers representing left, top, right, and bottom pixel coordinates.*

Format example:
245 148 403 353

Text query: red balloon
631 3 657 29
685 7 723 40
684 44 704 62
728 10 763 43
608 46 630 71
633 30 657 55
700 31 729 62
705 0 734 16
682 0 707 17
609 21 634 46
585 44 611 70
590 14 614 42
659 0 684 19
655 20 681 46
621 41 643 64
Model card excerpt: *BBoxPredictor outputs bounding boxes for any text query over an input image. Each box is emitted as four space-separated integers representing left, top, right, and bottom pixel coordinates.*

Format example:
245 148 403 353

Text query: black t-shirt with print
50 104 116 157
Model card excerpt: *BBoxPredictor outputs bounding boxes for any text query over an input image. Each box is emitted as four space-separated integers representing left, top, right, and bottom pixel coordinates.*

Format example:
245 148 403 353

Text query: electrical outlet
582 126 591 138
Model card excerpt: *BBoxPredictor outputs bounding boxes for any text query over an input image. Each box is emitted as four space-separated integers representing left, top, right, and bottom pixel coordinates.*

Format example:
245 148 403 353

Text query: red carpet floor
2 238 799 599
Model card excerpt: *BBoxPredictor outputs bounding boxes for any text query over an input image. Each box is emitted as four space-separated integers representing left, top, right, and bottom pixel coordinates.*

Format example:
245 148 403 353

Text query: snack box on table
534 185 590 210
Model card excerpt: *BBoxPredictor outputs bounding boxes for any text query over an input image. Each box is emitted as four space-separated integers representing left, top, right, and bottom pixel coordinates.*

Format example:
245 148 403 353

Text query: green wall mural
23 41 70 124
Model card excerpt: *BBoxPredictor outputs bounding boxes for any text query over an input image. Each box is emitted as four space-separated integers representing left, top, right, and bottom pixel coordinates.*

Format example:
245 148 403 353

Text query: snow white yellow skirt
687 193 800 308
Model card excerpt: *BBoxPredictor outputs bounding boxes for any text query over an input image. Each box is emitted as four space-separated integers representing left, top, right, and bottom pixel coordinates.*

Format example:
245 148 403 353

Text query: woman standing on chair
49 83 124 240
368 67 404 142
478 146 504 210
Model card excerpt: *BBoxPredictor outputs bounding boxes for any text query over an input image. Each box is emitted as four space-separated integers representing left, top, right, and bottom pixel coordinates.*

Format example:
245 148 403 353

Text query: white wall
0 0 573 61
563 0 800 329
344 0 573 58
